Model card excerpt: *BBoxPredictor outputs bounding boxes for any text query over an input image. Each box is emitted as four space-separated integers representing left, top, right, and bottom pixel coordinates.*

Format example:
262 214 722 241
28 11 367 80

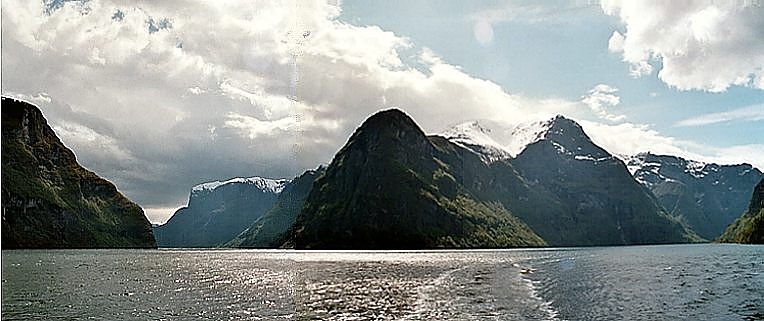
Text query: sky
2 0 763 223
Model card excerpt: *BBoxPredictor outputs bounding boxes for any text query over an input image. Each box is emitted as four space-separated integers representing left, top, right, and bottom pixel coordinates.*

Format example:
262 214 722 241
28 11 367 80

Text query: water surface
2 244 762 320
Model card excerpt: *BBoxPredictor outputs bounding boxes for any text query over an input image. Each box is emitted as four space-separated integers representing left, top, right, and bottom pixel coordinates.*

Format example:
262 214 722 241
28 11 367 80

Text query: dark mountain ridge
290 109 547 249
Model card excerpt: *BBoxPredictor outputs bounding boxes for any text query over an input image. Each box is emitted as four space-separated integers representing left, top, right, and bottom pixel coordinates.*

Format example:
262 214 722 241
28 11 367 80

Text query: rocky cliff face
718 178 764 244
626 153 763 239
1 97 156 248
153 177 287 247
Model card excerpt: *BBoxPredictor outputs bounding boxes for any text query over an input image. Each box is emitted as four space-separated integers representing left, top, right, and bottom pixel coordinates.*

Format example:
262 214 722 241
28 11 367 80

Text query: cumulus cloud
602 1 764 92
675 104 764 127
581 84 626 122
1 0 533 221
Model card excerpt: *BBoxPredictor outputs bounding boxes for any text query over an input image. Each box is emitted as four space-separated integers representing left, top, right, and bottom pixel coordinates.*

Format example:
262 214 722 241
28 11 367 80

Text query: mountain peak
551 114 568 121
441 115 600 160
544 114 588 138
358 108 420 133
338 108 432 160
441 120 509 163
450 120 492 135
505 115 591 156
2 97 156 248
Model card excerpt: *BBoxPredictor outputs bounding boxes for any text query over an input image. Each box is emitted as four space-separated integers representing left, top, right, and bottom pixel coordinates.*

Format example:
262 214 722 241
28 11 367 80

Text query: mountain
289 109 547 249
153 176 287 247
625 153 763 239
1 97 156 248
718 178 764 244
225 166 325 248
446 115 698 246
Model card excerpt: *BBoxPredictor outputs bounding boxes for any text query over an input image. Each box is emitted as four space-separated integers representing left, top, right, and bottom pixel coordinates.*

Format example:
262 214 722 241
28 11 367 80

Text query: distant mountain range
1 97 155 248
625 153 762 239
153 176 288 247
6 97 760 249
161 110 764 248
446 115 697 245
226 166 326 248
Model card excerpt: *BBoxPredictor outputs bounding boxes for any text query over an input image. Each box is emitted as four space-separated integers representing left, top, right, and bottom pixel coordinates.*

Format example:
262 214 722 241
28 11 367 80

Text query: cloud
602 1 764 92
581 84 626 122
675 104 764 127
580 120 690 158
1 0 532 221
581 120 764 169
143 207 180 225
708 144 764 170
224 113 299 139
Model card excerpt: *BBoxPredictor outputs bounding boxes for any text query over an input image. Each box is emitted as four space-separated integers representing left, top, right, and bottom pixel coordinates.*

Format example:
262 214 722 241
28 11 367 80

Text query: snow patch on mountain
626 152 763 190
441 117 555 162
441 121 512 163
574 155 612 162
504 119 553 156
192 177 289 194
441 115 614 163
684 160 709 179
621 155 644 175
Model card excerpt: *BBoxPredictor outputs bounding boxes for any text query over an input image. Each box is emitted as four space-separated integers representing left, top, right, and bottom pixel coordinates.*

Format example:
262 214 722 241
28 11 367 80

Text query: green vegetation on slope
718 179 764 244
1 97 156 248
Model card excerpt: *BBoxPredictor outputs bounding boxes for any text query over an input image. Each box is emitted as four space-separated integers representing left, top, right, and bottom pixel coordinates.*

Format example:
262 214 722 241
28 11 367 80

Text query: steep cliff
1 97 156 248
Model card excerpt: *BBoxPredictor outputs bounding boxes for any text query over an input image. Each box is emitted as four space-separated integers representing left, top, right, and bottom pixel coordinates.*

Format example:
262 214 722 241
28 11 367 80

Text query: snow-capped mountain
443 114 762 241
226 166 327 248
444 114 693 245
441 121 511 163
516 115 615 162
625 152 763 239
154 175 290 247
441 115 615 164
191 176 288 196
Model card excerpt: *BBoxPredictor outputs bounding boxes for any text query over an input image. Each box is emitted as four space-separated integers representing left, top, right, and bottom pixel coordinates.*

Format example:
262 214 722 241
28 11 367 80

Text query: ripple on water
2 245 763 320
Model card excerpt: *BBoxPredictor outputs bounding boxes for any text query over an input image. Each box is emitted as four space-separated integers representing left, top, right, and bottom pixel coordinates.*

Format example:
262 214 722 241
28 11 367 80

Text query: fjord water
2 245 762 320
